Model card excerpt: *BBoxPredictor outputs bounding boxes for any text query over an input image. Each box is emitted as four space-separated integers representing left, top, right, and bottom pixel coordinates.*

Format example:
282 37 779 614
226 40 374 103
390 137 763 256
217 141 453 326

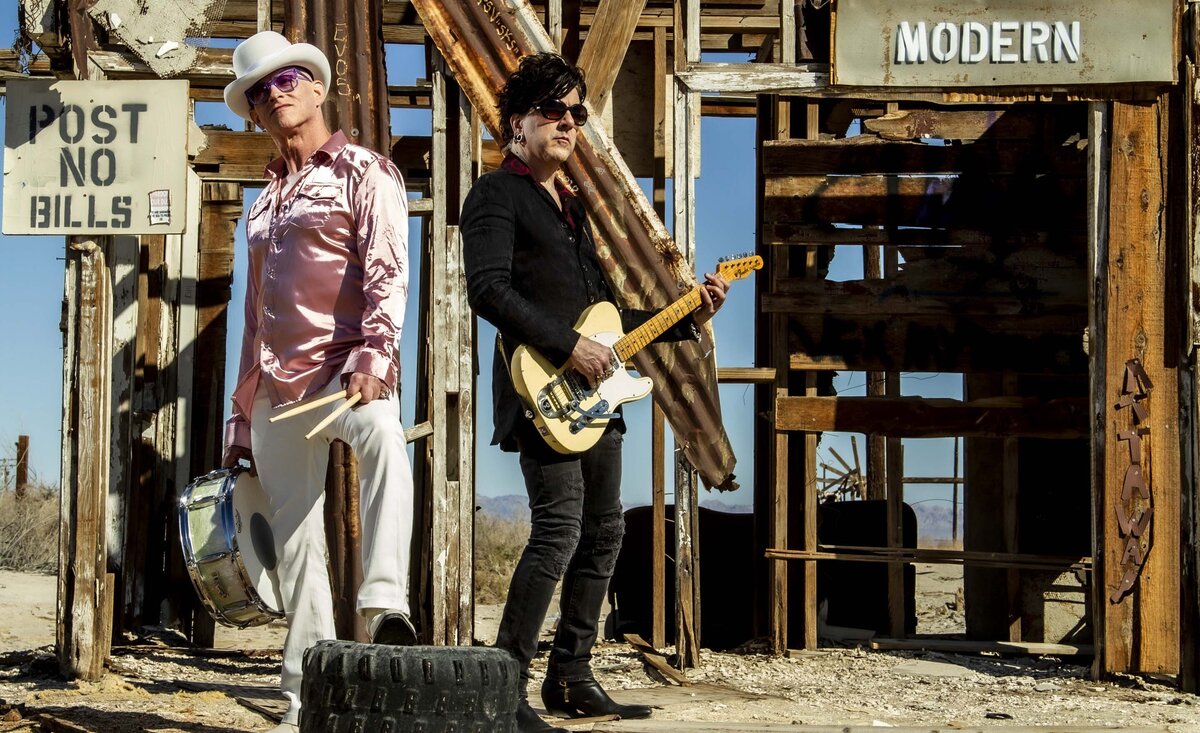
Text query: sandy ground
1 567 1199 732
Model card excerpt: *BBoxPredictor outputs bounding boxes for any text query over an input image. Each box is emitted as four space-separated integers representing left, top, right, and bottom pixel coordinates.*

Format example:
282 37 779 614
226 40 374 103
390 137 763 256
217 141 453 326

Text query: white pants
250 377 414 724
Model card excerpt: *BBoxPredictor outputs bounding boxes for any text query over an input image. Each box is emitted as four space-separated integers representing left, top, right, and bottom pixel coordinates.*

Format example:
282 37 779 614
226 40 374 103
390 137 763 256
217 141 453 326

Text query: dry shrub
474 512 528 605
0 485 59 574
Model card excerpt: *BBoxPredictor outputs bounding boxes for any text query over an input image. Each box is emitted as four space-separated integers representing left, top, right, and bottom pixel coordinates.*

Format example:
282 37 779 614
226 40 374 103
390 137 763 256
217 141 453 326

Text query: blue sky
0 23 963 518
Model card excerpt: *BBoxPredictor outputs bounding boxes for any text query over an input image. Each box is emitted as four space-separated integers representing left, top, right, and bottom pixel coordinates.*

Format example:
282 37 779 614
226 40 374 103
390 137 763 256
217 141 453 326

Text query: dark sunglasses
245 66 313 107
533 99 588 126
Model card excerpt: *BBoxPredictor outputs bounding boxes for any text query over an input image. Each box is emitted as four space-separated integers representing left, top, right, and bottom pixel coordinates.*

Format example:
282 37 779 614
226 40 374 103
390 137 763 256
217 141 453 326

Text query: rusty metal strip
284 0 391 154
411 0 737 489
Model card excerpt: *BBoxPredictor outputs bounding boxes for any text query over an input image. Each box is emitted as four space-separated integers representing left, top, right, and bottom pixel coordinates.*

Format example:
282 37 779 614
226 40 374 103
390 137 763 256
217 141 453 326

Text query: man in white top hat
221 30 416 733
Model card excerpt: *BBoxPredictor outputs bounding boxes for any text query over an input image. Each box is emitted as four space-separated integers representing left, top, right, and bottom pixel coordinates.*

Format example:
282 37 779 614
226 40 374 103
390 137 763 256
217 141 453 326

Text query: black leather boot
540 676 652 720
516 699 567 733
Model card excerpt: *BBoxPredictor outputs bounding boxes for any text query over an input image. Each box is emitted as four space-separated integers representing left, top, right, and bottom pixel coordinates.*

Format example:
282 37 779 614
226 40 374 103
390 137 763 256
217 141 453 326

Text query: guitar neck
613 288 703 362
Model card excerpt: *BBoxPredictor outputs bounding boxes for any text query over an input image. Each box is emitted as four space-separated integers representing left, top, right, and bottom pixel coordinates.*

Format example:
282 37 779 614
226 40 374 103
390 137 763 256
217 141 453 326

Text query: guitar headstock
715 252 764 282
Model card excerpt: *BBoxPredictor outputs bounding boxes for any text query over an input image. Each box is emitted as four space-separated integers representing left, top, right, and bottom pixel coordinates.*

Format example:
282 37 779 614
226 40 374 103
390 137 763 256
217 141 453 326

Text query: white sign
833 0 1176 88
3 79 189 235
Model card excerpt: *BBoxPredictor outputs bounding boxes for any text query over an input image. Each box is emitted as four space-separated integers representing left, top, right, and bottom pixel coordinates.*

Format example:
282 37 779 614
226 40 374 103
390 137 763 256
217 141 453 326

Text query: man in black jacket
461 53 728 733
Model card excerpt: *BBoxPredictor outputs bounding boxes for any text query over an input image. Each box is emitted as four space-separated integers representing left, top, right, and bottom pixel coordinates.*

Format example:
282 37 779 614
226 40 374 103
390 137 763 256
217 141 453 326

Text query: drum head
231 472 284 614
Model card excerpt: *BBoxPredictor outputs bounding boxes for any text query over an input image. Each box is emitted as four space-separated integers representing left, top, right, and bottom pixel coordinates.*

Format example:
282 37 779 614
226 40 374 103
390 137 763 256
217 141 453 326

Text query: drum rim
179 466 284 628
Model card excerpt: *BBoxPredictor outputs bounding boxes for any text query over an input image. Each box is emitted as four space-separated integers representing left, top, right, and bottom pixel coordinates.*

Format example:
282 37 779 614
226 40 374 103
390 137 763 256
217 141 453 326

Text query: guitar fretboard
613 288 703 362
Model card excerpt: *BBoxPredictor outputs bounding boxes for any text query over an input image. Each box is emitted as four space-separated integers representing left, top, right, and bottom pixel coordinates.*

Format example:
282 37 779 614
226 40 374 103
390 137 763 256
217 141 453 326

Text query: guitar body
510 301 654 454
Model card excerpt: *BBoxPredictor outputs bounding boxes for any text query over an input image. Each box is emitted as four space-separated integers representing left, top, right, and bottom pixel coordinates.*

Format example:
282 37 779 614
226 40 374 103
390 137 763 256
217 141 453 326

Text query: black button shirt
462 154 697 449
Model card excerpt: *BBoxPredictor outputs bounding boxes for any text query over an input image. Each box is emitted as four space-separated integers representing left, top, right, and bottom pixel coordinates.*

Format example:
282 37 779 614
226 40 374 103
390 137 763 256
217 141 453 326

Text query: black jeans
494 425 625 696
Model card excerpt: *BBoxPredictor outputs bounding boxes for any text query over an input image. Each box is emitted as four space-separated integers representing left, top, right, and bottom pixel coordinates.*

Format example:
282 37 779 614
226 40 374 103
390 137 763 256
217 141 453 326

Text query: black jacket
461 156 696 450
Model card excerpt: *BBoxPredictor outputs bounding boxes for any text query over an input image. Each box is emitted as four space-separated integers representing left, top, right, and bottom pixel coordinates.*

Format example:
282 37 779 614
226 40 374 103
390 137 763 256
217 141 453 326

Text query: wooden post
106 234 138 640
425 55 476 646
864 245 886 501
649 25 668 652
58 237 114 681
884 242 906 639
15 435 28 498
1094 96 1182 676
798 104 819 652
671 0 702 670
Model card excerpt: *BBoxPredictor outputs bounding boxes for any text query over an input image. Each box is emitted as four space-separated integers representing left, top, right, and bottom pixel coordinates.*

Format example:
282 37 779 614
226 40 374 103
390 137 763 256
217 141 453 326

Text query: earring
513 131 526 145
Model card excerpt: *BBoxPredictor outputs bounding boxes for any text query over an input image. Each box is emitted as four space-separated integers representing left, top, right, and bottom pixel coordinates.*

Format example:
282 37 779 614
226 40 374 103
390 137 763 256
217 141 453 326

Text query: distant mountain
913 503 965 542
476 494 753 522
477 494 957 541
476 494 530 522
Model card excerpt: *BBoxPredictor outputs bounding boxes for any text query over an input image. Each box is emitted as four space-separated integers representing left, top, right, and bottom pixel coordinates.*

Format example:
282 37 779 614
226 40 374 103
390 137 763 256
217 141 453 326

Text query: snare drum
179 466 284 628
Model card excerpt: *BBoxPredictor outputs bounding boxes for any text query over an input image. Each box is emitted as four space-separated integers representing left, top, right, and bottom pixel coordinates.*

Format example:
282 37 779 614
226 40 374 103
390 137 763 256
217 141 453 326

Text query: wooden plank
762 137 1085 176
429 56 452 645
765 275 1086 318
761 223 1084 248
717 367 776 383
58 237 113 681
798 109 819 654
788 312 1089 375
676 62 828 93
763 173 1086 230
863 108 1045 142
775 396 1089 439
885 377 904 638
106 234 138 636
1086 100 1111 682
651 402 666 649
1099 97 1181 676
576 0 649 111
869 637 1093 655
768 545 1090 572
191 130 502 183
624 633 689 686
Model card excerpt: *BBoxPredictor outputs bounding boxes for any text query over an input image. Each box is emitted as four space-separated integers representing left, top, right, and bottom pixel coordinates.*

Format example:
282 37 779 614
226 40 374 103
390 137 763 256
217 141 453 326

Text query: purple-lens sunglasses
245 66 313 107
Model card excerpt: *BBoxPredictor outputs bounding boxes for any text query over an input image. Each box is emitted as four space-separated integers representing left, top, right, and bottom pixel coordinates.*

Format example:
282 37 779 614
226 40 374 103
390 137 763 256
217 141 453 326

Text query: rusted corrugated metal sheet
284 0 391 155
411 0 737 489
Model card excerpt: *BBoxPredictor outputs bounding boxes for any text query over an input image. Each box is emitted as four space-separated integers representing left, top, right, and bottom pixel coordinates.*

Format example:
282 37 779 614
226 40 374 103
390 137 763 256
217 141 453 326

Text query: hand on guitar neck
692 271 731 326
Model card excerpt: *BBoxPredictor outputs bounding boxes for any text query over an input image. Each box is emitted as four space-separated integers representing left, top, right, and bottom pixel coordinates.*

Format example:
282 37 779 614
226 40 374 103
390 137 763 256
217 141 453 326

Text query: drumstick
270 390 349 423
304 393 362 440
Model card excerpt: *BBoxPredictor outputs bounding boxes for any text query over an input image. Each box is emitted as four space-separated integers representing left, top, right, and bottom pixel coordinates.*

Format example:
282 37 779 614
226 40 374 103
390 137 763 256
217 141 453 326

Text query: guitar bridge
535 373 616 433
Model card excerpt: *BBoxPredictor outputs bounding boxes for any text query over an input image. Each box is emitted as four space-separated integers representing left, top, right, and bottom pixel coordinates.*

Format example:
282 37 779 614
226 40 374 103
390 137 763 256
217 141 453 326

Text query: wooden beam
787 311 1088 376
764 276 1086 319
775 396 1090 439
762 136 1085 176
676 62 828 94
576 0 648 112
58 238 114 681
1097 97 1181 676
863 108 1047 142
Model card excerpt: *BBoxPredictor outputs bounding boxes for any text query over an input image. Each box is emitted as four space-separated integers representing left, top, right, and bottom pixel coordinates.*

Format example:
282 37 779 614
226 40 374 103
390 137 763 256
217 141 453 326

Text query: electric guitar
510 254 763 454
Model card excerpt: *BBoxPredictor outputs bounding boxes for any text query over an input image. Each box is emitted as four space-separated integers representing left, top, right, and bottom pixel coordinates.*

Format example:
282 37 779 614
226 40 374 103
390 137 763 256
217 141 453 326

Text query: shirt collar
501 153 578 205
264 130 350 179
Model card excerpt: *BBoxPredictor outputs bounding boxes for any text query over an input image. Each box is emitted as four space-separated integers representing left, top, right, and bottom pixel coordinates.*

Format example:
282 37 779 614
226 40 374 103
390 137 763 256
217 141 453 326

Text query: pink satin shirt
223 131 409 459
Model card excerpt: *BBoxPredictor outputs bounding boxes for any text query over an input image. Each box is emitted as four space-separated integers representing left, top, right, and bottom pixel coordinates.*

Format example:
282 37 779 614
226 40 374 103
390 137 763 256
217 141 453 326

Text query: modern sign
832 0 1176 87
3 79 189 235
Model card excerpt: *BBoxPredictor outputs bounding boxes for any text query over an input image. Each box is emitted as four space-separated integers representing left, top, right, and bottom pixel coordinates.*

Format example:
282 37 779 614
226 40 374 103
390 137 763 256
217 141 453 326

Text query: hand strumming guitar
566 335 613 387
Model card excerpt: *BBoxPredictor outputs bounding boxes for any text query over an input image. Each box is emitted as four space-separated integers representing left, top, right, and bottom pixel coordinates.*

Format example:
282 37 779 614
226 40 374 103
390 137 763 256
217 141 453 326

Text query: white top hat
224 31 332 121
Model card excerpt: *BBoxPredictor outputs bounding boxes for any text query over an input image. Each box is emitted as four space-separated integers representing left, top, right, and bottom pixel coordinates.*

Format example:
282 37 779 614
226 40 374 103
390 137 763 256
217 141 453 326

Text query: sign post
3 79 189 235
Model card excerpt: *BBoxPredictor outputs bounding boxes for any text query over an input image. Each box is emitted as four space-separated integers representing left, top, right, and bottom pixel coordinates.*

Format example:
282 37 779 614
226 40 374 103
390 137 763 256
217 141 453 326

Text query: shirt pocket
290 182 342 229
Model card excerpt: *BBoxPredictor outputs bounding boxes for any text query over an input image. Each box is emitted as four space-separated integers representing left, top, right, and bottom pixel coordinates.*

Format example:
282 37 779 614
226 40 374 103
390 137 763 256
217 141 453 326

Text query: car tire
300 640 519 732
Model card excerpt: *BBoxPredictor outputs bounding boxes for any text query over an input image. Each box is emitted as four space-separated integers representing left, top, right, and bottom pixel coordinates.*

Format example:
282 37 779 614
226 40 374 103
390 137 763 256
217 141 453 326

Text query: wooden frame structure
5 0 1200 691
